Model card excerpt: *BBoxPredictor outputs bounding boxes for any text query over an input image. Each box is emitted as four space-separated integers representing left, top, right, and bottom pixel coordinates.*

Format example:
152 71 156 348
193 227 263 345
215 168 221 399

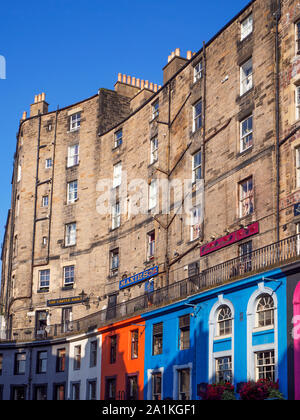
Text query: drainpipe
202 41 207 244
165 83 172 287
275 1 281 242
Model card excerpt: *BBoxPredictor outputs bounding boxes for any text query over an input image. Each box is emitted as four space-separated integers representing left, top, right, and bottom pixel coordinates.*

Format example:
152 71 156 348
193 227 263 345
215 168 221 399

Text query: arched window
217 305 232 336
256 294 274 328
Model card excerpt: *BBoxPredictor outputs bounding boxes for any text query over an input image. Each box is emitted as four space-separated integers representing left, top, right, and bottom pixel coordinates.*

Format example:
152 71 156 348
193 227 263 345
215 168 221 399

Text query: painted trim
246 283 278 382
208 295 234 383
147 367 164 401
172 362 193 400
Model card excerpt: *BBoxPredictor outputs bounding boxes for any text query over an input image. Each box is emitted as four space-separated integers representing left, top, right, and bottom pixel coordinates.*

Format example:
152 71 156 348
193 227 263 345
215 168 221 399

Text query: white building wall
67 333 102 400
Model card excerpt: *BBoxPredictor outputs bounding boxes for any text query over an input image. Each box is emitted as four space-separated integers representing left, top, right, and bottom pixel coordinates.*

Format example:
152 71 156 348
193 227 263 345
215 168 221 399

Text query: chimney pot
127 75 131 85
187 51 192 60
136 78 140 88
175 48 180 57
145 80 149 89
34 95 38 103
118 73 122 82
132 76 136 86
41 92 45 101
141 80 145 89
154 84 158 92
22 111 27 120
149 82 153 91
123 74 127 83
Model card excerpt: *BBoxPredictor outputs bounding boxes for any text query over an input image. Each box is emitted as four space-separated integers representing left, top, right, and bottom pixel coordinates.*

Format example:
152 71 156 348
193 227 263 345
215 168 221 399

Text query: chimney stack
114 72 161 98
163 48 188 84
30 92 49 117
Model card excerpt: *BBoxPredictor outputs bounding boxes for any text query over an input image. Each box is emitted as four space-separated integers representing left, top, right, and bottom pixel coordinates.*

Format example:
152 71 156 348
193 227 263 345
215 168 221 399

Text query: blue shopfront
142 268 288 400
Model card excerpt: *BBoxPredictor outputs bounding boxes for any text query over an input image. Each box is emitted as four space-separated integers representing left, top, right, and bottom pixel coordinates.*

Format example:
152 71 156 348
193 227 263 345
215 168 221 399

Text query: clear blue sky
0 0 250 249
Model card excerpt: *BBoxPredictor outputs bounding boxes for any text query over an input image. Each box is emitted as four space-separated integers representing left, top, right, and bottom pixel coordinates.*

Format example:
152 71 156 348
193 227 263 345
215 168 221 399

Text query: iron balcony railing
1 234 300 343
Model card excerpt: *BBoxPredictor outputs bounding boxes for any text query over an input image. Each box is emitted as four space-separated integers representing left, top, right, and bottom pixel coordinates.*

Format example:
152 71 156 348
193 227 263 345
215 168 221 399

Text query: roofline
17 0 256 140
98 0 256 137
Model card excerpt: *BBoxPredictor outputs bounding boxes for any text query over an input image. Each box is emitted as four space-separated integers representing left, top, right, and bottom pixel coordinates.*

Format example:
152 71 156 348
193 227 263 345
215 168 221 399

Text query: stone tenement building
1 0 300 340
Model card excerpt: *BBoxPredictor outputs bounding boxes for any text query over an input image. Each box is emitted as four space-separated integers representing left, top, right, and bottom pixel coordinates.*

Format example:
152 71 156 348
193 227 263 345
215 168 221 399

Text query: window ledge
66 163 80 170
237 145 253 157
112 144 122 151
239 87 254 100
190 127 203 137
149 115 159 124
68 128 80 134
37 288 49 293
62 285 74 291
148 160 158 168
239 32 253 44
253 326 274 333
236 212 256 225
214 334 232 341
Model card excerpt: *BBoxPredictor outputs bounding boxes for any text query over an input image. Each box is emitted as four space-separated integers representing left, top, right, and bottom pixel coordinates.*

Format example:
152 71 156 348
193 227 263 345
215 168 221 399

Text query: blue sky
0 0 250 249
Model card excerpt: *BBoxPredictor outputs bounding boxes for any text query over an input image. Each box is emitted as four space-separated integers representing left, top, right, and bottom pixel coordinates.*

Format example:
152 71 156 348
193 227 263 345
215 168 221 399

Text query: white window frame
45 158 52 169
247 285 278 382
63 265 75 287
296 147 300 189
239 176 254 218
193 100 202 132
17 164 21 183
112 202 120 229
147 368 163 401
240 115 253 152
114 129 123 148
65 222 76 246
255 294 274 329
42 195 49 208
241 14 253 41
110 248 119 275
190 206 201 241
296 20 300 55
147 231 155 260
217 305 233 337
113 162 122 188
296 86 300 120
192 151 202 182
172 363 193 401
152 100 159 120
67 144 79 168
67 180 78 204
194 61 203 82
215 356 233 383
209 296 235 384
150 137 158 164
240 58 253 96
255 350 275 382
70 112 81 131
297 222 300 255
39 269 50 290
149 180 157 210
